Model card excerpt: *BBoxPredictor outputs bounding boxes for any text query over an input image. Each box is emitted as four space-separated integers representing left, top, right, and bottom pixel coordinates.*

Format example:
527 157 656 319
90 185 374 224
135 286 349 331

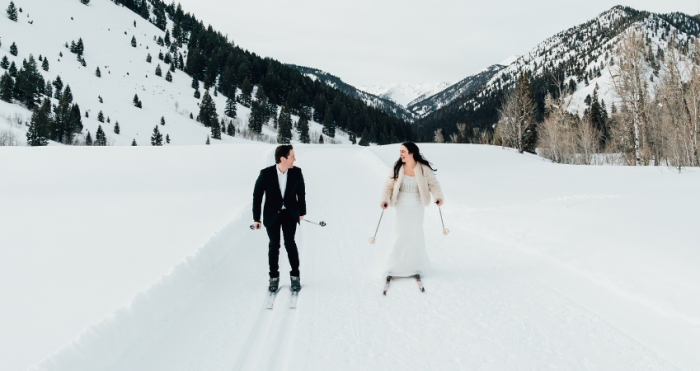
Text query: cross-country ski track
2 144 699 370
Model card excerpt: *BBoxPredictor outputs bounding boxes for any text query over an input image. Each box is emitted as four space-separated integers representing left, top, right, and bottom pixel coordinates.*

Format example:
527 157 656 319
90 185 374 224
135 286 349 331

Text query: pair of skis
266 288 300 309
383 274 425 295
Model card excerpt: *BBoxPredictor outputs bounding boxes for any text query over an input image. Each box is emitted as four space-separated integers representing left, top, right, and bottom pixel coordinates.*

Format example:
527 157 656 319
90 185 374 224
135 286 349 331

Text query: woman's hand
380 202 388 210
435 199 443 206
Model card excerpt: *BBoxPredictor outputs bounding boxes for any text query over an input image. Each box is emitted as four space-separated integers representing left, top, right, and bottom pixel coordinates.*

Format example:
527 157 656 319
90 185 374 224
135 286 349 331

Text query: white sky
173 0 698 86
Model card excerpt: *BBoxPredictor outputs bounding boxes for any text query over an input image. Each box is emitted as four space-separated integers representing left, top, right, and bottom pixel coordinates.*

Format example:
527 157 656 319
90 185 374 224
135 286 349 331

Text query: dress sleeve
425 166 444 202
379 170 394 205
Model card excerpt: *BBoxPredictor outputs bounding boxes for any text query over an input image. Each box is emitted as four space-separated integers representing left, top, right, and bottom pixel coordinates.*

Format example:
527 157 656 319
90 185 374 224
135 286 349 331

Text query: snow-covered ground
2 144 699 370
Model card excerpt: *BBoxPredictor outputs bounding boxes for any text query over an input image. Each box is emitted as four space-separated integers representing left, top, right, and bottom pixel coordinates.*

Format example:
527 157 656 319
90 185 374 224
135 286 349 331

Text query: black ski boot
268 277 279 292
290 276 301 292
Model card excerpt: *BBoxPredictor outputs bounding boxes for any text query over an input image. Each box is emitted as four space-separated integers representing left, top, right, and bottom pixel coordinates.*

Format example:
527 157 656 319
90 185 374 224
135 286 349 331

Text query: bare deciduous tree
610 29 652 166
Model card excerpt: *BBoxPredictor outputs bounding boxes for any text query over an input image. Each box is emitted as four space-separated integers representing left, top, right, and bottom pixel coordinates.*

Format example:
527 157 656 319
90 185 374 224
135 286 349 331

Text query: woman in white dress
378 142 443 279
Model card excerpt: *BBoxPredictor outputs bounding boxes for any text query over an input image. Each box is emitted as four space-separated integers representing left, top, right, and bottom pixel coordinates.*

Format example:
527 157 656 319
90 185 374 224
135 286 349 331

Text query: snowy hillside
2 144 700 370
408 64 505 118
287 64 414 121
0 0 364 146
472 6 698 116
415 6 700 138
356 82 451 108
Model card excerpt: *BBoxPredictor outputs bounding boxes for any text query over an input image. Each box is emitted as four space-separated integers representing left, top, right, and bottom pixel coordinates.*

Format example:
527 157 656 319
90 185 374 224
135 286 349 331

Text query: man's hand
299 215 304 222
253 221 261 230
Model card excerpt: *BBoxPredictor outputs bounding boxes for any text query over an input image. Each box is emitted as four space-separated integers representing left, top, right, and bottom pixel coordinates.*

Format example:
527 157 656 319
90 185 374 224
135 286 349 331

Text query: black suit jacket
253 165 306 228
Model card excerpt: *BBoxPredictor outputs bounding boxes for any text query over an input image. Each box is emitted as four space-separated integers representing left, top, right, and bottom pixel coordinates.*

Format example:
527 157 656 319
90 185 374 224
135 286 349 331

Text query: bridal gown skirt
378 190 431 277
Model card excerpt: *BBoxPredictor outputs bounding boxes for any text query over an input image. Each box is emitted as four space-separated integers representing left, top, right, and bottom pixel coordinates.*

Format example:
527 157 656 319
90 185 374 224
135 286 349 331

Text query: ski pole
369 205 387 244
435 201 449 235
303 219 327 227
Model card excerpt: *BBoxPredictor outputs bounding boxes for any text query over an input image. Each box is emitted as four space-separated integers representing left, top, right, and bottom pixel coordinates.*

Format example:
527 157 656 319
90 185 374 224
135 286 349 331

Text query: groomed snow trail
22 144 700 370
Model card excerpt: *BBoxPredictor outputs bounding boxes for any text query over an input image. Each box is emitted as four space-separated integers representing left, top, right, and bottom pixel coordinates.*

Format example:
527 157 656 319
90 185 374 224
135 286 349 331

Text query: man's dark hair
275 145 294 164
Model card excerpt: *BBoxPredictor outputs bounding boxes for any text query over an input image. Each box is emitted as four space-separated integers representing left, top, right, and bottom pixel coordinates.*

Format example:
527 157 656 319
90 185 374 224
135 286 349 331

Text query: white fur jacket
380 163 444 207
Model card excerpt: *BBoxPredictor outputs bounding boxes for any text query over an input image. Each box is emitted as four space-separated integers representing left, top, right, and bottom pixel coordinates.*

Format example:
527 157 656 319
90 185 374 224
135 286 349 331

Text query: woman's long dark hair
393 142 437 180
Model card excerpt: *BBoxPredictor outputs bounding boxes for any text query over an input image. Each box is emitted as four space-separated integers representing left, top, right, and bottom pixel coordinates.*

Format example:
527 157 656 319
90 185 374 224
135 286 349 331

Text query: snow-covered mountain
287 64 415 121
0 0 409 147
356 82 451 108
415 6 700 139
407 64 505 118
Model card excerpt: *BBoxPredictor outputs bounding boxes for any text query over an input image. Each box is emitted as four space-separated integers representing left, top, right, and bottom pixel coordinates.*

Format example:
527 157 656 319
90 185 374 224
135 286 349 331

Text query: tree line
125 0 414 144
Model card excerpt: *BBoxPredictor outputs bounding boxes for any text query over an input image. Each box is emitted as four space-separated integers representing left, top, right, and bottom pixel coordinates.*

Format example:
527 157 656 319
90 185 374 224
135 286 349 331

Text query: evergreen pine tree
210 118 221 139
44 81 52 97
1 56 8 69
26 105 49 146
6 1 17 21
198 90 218 128
95 66 101 77
131 138 137 146
155 64 162 76
151 125 163 145
247 100 264 133
8 61 17 76
160 116 165 125
95 125 106 146
322 106 335 138
164 30 171 47
319 134 324 144
226 121 235 136
358 127 370 146
15 54 43 109
193 89 200 99
146 53 152 63
206 135 210 145
52 76 63 99
98 95 103 103
225 97 237 118
169 62 175 72
133 94 141 108
163 53 171 64
131 36 137 47
240 77 252 106
10 42 17 56
158 51 164 60
0 72 12 102
298 117 310 144
166 134 170 143
63 85 73 103
152 2 166 30
41 58 49 72
80 0 90 5
97 110 104 122
138 0 148 19
191 76 199 89
114 121 120 134
85 131 93 146
368 124 377 143
277 104 293 144
165 70 172 82
75 38 84 56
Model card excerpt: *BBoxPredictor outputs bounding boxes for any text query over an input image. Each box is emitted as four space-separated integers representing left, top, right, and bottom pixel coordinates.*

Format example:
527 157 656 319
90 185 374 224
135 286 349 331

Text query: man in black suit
253 145 306 293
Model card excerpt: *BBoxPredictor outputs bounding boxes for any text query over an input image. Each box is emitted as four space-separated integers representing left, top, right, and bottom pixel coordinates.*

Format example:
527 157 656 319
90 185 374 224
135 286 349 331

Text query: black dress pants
265 209 300 278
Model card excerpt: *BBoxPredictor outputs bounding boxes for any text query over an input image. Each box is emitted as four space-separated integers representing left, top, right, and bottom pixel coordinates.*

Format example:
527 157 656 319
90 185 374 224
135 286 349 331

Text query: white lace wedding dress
378 175 430 277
